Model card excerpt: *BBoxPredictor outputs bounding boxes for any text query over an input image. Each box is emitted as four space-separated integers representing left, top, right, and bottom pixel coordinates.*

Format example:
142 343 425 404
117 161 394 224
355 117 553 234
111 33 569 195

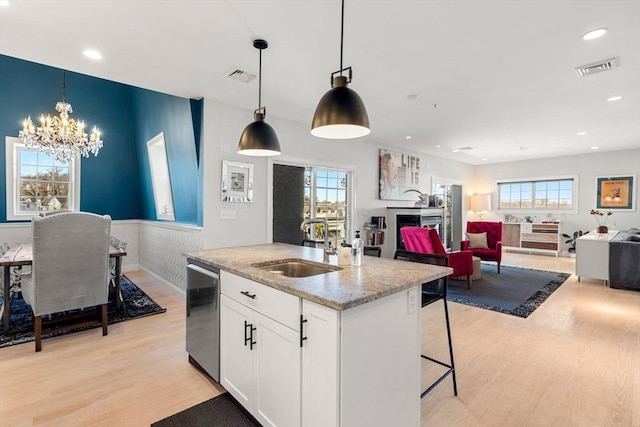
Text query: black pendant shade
311 75 370 139
311 0 370 139
238 110 281 156
237 39 281 156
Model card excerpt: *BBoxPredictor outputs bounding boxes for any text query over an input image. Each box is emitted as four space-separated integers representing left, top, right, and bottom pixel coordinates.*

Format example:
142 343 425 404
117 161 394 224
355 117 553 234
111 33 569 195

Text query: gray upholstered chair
22 211 112 351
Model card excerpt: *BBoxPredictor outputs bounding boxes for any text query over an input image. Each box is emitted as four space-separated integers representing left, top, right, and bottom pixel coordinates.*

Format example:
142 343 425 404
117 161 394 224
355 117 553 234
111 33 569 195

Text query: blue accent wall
0 54 201 225
129 88 199 225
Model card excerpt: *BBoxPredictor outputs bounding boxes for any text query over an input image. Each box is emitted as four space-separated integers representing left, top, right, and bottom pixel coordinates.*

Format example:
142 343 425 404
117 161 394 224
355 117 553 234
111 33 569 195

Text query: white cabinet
576 231 619 283
220 272 301 427
301 288 421 427
503 222 561 256
220 271 422 427
301 300 340 427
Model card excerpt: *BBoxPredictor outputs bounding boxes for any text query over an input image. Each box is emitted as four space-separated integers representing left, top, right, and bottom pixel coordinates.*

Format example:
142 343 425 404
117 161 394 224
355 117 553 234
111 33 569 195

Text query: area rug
446 264 570 318
152 393 261 427
0 276 166 348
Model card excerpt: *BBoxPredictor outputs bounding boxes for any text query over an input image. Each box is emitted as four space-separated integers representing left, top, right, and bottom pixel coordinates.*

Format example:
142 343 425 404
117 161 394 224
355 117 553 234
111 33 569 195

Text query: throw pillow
466 232 489 249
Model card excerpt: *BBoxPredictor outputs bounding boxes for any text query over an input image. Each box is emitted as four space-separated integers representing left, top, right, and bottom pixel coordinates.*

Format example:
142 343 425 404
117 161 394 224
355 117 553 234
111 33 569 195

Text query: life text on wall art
378 149 421 201
596 175 635 211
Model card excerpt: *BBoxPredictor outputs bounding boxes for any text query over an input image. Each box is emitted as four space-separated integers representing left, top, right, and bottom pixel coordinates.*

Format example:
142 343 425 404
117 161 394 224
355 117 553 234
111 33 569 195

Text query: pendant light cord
258 48 262 109
339 0 344 76
62 70 67 102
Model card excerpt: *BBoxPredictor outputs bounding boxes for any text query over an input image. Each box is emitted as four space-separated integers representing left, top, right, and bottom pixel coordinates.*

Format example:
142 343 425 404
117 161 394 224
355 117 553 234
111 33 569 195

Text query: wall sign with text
596 175 635 211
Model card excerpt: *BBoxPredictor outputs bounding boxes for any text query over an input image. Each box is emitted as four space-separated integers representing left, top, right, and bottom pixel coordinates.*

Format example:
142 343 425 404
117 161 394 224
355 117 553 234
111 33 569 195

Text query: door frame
267 155 357 244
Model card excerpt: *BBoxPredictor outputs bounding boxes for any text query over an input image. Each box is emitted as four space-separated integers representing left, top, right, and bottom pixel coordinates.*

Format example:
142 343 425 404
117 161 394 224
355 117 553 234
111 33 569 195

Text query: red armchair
401 226 474 289
462 221 503 273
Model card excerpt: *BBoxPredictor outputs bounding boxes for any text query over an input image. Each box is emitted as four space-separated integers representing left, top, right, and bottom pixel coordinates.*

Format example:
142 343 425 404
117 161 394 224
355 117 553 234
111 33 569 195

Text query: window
5 136 80 220
497 177 576 211
304 168 350 248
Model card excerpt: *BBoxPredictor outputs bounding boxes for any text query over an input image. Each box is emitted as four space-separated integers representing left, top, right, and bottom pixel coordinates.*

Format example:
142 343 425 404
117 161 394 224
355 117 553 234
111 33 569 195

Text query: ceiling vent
226 68 257 83
575 57 619 77
457 146 473 151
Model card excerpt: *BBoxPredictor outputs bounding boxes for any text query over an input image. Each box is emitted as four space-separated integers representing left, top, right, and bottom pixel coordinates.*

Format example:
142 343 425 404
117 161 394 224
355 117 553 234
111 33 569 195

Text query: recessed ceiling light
577 131 587 136
0 1 10 7
590 146 599 150
481 158 488 161
435 145 441 148
582 28 608 40
405 136 412 139
452 149 459 153
83 49 103 60
607 96 623 102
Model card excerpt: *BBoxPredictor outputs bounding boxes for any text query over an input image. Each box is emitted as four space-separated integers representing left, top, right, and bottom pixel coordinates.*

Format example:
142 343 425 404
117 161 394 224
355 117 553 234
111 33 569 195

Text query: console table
575 230 619 285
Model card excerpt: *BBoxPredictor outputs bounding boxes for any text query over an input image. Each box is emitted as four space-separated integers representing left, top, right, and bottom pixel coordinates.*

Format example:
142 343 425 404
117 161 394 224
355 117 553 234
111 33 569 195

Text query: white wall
471 148 640 251
200 99 475 250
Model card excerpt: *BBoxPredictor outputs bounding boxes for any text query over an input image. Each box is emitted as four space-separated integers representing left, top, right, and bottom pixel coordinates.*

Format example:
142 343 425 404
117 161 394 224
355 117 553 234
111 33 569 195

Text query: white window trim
5 136 81 221
495 174 579 215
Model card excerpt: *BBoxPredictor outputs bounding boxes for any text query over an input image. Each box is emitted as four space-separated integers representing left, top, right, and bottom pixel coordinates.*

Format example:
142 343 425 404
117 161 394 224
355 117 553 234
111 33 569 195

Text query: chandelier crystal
19 71 102 163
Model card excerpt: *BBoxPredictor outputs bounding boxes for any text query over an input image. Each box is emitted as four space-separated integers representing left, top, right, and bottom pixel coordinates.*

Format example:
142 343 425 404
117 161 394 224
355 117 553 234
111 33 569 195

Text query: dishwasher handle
187 264 220 281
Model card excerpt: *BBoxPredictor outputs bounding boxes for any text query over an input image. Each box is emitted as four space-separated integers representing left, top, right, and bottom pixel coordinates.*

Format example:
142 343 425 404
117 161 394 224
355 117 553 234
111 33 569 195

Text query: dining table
0 242 127 334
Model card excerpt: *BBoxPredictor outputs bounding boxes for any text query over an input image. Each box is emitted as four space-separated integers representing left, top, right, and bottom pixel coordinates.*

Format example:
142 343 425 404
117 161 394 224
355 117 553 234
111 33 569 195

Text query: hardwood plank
0 254 638 427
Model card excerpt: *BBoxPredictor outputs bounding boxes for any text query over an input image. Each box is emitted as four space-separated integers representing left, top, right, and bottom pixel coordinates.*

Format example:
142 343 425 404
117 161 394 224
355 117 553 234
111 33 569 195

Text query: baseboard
136 265 186 299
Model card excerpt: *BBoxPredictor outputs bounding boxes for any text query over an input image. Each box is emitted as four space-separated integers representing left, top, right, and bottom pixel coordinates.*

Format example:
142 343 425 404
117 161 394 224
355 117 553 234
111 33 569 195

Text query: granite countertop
184 243 452 311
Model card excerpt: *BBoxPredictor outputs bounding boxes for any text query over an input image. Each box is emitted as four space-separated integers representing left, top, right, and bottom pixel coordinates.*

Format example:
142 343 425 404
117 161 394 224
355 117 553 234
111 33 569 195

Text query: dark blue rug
0 276 166 348
446 264 570 318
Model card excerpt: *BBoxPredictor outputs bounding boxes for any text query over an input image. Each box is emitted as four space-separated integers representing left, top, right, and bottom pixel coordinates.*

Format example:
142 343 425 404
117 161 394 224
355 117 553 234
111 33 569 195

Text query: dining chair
394 249 457 398
21 211 112 351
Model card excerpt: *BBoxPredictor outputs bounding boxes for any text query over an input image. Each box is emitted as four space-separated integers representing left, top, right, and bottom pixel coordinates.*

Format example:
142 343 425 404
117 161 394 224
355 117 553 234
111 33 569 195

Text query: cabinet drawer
221 270 300 331
521 233 558 243
521 241 558 250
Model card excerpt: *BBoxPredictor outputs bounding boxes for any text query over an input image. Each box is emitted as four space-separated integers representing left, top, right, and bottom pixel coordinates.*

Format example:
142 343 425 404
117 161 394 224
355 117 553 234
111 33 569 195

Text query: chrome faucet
300 218 336 263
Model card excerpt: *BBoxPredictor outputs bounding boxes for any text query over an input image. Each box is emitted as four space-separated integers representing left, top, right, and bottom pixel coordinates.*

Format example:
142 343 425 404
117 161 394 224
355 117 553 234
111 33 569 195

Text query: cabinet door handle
244 320 252 347
240 291 256 299
250 325 257 350
300 315 308 348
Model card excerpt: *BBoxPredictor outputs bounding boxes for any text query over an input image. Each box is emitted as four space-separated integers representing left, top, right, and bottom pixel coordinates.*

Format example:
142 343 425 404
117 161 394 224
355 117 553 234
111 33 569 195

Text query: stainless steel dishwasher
186 262 220 382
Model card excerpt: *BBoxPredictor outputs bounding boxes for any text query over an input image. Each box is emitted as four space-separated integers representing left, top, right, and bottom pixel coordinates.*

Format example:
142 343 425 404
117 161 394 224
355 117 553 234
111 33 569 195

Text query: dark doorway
273 164 305 245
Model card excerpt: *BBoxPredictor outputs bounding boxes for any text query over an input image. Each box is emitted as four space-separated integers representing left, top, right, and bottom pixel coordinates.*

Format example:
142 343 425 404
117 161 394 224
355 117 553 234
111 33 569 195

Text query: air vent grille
227 69 257 83
575 57 619 77
457 146 473 151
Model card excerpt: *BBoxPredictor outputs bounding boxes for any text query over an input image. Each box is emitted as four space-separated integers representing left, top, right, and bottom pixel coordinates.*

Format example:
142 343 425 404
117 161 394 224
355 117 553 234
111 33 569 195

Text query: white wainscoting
138 221 203 292
1 219 203 293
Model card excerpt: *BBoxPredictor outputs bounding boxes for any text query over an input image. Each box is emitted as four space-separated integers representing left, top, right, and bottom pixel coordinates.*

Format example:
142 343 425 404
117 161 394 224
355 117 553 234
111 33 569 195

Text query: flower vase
597 225 608 234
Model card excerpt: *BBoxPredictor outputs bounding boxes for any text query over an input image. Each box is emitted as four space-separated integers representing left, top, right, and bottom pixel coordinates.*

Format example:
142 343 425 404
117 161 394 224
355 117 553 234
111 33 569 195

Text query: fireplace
396 213 443 250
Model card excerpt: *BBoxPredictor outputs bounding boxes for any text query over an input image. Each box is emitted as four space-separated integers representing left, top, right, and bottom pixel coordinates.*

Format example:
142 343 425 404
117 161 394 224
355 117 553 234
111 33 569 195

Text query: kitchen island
185 243 452 427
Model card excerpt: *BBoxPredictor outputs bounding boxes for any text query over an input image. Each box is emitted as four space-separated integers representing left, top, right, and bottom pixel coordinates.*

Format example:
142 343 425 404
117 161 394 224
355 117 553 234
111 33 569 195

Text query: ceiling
1 0 639 165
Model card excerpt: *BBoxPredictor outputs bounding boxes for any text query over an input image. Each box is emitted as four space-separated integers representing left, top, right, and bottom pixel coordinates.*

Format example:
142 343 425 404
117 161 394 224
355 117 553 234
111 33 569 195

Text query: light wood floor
0 253 638 427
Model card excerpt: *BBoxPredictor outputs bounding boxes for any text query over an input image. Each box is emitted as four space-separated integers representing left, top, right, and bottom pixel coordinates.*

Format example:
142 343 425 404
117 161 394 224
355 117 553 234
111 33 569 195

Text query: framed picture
221 160 253 202
379 148 421 200
596 175 635 210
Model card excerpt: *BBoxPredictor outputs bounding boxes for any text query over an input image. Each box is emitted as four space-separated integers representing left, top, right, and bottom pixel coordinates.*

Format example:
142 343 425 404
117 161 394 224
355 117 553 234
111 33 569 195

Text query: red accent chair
401 226 474 289
462 221 503 273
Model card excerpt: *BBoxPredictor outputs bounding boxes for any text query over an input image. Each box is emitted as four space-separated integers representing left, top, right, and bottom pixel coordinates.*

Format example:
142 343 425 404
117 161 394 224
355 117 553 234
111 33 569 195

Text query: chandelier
19 71 102 163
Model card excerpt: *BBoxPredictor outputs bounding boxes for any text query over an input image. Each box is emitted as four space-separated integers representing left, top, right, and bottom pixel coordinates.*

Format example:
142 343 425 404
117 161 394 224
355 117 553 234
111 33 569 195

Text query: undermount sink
252 259 342 278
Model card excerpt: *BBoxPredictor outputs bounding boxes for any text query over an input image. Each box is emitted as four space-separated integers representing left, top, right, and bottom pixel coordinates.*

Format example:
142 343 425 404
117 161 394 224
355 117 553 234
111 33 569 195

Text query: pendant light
311 0 370 139
238 39 281 156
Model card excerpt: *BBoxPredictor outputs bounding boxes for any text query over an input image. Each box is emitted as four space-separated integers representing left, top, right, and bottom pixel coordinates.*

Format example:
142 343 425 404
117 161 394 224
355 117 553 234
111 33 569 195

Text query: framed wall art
221 160 254 202
596 175 635 210
379 148 421 200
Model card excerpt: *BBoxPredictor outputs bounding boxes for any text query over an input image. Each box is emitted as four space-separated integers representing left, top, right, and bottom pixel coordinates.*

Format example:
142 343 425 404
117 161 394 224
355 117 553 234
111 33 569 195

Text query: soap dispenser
351 230 363 266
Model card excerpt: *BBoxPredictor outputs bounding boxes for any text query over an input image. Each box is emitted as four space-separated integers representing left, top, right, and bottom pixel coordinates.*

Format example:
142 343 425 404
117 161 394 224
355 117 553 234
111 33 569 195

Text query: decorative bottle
351 230 363 266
